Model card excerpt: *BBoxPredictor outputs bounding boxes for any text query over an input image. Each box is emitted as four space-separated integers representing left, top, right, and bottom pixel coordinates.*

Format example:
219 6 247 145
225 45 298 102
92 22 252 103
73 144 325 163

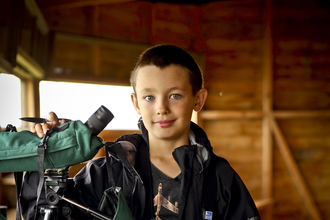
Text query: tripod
40 167 112 220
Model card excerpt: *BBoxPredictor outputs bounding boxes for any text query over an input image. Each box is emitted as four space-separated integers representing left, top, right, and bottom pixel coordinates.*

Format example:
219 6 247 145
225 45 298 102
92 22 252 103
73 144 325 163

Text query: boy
25 44 260 219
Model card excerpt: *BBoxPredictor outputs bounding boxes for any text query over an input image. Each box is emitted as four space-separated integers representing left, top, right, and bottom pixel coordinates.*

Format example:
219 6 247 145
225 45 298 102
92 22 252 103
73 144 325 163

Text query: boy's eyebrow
168 86 185 92
139 88 154 93
139 87 185 93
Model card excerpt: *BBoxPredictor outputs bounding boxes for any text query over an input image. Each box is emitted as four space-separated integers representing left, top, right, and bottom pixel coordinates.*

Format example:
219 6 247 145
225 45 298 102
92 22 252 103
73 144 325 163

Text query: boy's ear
131 93 142 115
193 88 208 112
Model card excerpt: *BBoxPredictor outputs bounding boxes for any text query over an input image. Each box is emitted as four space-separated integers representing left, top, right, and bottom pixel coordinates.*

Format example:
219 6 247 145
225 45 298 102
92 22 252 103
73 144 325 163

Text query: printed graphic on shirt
154 183 179 219
151 163 181 220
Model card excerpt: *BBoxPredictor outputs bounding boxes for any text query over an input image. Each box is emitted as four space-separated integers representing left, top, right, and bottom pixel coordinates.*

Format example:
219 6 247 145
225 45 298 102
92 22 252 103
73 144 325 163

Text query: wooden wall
200 0 268 217
271 1 330 219
35 0 330 219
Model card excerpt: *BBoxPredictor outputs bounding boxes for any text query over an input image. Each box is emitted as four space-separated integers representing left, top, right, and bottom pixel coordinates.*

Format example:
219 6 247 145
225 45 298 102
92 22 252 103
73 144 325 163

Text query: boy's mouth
154 120 175 128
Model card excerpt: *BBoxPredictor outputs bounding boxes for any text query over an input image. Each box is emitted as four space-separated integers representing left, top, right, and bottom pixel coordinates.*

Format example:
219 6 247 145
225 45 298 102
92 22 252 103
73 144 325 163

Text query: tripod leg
41 207 71 220
42 208 53 220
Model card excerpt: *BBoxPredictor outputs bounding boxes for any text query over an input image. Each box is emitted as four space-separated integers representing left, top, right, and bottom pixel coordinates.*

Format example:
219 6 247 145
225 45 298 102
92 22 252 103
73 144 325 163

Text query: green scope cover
0 120 104 172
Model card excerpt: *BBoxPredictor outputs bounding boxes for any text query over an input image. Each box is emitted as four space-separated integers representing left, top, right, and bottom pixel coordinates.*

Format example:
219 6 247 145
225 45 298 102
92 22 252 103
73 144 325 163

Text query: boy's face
131 64 206 144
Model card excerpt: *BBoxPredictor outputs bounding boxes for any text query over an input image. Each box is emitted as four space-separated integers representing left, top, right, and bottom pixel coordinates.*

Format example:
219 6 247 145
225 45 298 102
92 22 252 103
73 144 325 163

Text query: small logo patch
205 211 213 220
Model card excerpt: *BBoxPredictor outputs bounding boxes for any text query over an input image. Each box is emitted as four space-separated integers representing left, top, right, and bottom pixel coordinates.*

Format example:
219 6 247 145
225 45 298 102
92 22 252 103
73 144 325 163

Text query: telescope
0 105 113 172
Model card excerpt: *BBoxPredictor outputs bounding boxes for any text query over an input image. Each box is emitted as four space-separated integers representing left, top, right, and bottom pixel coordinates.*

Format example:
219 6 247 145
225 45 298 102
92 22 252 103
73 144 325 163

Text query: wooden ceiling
35 0 224 10
34 0 244 46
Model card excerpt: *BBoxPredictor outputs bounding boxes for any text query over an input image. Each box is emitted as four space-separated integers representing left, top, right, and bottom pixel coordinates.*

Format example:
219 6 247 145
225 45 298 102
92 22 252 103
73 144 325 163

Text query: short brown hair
130 44 204 96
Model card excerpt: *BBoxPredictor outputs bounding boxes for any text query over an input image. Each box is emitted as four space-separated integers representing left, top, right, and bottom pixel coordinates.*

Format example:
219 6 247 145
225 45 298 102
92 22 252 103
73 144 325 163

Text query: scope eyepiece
84 105 114 136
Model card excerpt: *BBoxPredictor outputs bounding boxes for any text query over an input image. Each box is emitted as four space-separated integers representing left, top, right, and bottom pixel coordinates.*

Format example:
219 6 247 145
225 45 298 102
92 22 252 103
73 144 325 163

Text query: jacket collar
137 117 213 169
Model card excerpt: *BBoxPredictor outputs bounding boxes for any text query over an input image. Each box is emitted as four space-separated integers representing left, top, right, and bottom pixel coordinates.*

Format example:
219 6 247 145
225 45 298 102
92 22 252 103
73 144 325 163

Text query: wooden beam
200 110 330 120
261 2 273 218
255 198 273 210
36 0 135 10
16 47 45 79
25 0 49 35
92 45 101 76
200 110 264 119
56 32 150 50
92 4 100 34
274 110 330 118
0 57 13 74
270 117 322 220
21 79 40 122
5 0 24 67
13 66 33 80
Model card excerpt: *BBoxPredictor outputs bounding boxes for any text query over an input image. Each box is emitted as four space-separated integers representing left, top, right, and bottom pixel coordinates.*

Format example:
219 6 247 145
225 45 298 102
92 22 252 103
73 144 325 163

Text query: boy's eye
144 96 155 101
170 94 181 99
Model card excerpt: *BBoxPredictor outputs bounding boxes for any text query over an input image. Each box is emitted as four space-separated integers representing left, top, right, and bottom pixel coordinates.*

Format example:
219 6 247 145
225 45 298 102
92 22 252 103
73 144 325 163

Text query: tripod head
40 167 72 220
44 167 71 205
39 167 112 220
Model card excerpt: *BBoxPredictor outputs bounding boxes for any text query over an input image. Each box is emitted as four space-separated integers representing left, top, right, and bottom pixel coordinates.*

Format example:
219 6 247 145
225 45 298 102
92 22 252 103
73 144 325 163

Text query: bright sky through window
0 73 22 129
39 81 140 130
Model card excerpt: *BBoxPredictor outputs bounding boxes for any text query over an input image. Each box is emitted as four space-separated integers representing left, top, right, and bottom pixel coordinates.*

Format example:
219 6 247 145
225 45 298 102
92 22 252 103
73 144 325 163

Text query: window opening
0 73 22 129
39 81 140 130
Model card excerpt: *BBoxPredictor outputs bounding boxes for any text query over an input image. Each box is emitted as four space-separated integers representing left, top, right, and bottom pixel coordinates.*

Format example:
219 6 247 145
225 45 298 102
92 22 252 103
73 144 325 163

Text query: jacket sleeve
215 158 260 220
70 157 111 219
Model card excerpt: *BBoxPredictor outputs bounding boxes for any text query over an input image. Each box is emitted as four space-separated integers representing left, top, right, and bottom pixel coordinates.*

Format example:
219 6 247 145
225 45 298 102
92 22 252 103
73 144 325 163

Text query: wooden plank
274 92 329 111
206 52 262 67
274 53 330 66
203 119 262 136
205 38 263 52
206 81 263 92
270 117 322 220
48 33 149 84
213 148 262 163
202 22 263 39
206 66 262 80
269 118 330 136
285 136 330 149
151 4 192 48
202 2 264 22
274 78 330 91
210 135 262 149
274 39 330 52
205 91 262 110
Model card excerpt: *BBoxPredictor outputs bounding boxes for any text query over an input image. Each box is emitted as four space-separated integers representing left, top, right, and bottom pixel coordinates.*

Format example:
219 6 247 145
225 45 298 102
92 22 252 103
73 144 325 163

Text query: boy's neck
148 135 190 156
148 135 190 178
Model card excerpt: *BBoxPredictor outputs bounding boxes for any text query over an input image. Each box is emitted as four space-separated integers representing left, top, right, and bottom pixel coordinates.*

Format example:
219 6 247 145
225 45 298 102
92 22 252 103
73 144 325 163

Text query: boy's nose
156 99 169 115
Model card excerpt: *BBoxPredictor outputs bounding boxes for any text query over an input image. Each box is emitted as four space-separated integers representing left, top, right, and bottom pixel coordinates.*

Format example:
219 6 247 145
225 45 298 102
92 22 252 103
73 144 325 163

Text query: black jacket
20 120 260 220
